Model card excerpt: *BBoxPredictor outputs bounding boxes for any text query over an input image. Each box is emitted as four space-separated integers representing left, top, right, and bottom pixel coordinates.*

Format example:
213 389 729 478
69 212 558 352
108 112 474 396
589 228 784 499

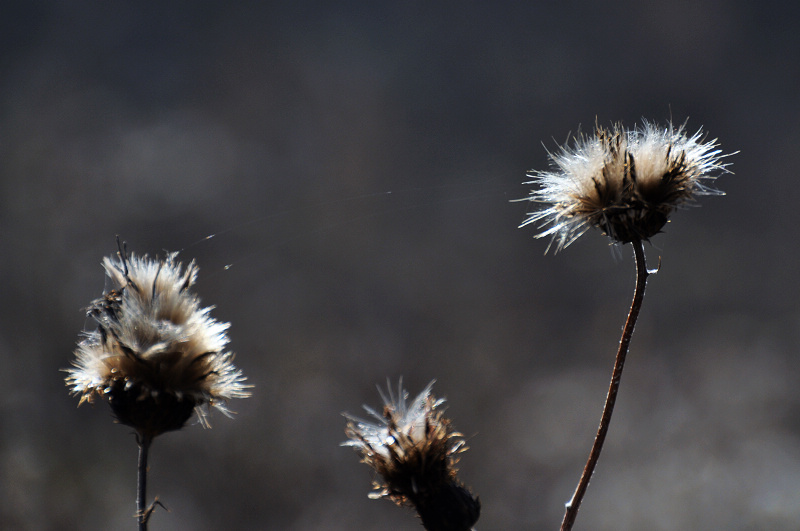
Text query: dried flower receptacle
65 247 251 438
344 381 480 531
520 120 730 251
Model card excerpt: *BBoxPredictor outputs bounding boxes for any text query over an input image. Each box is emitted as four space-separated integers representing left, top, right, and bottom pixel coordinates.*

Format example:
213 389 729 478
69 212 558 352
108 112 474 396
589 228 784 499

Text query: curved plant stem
137 434 153 531
560 239 650 531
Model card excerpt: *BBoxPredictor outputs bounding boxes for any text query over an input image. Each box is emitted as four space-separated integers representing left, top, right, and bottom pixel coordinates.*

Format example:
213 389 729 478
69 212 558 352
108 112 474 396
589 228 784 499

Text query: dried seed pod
66 245 250 438
344 381 480 531
520 120 731 251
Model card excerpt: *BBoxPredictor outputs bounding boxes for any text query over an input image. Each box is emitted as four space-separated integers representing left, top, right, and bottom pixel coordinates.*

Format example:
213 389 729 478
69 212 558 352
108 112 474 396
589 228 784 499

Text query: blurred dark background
2 1 799 529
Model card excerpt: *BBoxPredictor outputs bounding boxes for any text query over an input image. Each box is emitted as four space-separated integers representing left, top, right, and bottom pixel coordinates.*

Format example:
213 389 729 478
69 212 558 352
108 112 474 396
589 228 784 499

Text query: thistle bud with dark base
344 381 480 531
519 120 731 252
65 248 250 438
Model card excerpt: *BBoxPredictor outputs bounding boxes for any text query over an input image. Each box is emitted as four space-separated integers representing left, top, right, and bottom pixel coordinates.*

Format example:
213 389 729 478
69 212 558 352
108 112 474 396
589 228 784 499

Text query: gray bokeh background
2 1 798 529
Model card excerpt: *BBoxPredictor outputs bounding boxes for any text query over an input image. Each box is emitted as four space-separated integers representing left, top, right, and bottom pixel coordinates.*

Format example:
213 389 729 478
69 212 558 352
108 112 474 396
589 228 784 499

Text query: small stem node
137 434 153 531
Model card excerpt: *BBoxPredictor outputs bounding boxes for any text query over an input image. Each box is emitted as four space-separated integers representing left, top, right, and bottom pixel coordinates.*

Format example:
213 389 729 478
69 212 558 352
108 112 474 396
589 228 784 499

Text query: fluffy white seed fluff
344 381 450 464
520 121 731 252
66 250 250 432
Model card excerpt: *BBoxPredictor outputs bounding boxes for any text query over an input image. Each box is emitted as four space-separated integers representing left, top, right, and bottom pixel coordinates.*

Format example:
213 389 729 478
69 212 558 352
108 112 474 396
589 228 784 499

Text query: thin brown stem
560 240 650 531
137 434 153 531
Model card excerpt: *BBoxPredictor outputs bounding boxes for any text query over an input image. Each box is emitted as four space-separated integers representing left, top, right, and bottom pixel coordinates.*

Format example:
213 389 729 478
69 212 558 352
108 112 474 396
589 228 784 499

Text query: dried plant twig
561 239 649 531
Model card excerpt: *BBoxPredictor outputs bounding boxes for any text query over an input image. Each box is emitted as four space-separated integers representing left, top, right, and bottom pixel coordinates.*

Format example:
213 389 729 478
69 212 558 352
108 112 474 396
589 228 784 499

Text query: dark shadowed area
2 1 799 529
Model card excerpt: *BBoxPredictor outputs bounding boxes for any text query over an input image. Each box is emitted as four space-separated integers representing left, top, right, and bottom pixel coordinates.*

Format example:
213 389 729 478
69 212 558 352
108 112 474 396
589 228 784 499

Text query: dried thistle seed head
65 248 251 438
519 120 731 252
344 380 480 531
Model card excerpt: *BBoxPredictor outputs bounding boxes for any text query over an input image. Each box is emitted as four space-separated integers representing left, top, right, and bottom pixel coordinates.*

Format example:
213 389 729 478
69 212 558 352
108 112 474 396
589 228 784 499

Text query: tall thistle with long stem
65 241 251 530
520 121 731 530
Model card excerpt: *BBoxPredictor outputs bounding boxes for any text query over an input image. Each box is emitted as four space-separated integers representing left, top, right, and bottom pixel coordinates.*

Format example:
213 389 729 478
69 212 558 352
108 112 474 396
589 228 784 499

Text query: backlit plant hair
519 120 731 530
344 380 480 531
65 241 250 530
520 120 727 252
